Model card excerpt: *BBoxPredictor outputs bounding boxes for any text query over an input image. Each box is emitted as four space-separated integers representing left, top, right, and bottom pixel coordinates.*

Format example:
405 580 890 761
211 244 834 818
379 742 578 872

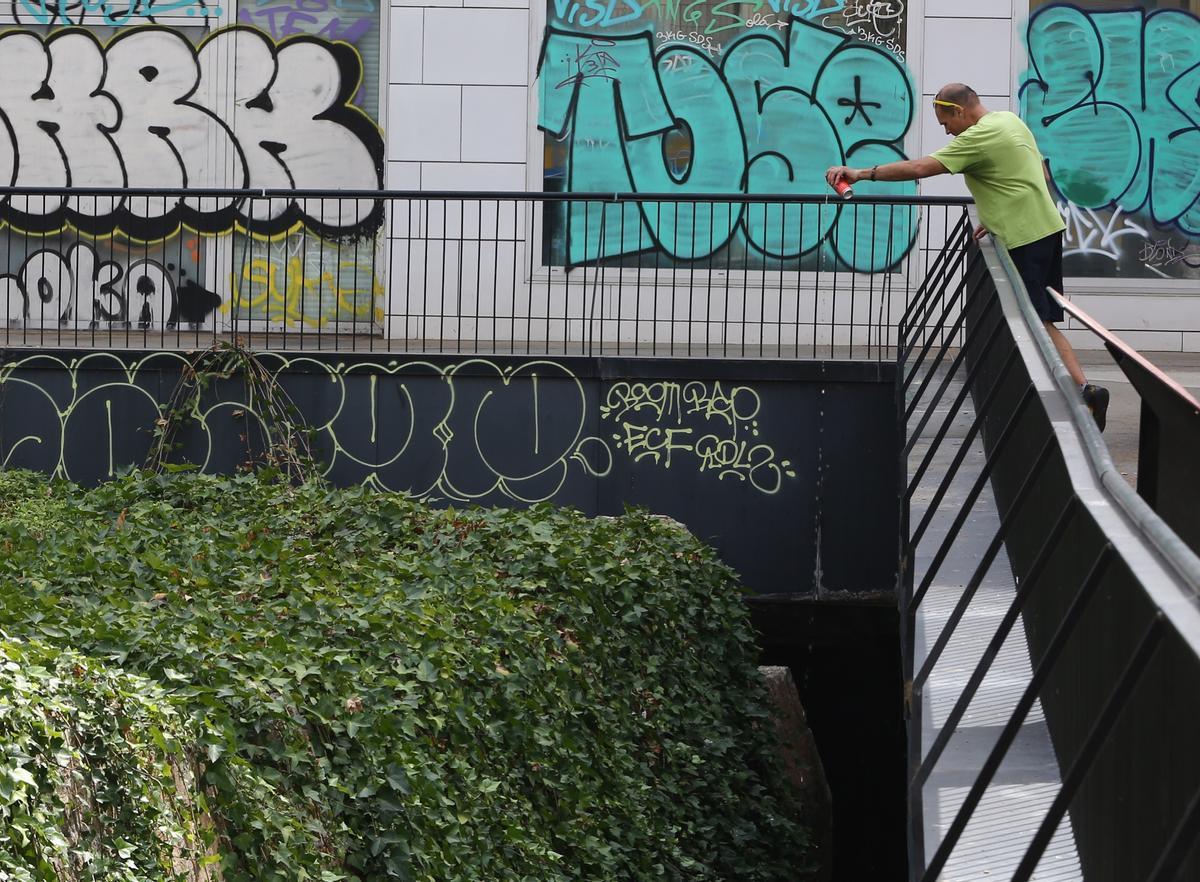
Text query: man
825 83 1110 431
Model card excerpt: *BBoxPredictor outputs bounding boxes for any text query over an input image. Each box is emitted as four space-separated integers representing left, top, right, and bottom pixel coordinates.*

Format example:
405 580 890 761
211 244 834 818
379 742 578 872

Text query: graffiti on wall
602 380 795 493
10 0 223 26
237 0 381 109
0 26 383 240
0 24 384 330
537 17 918 271
1021 4 1200 279
0 353 797 500
0 240 220 329
230 235 384 327
548 0 906 59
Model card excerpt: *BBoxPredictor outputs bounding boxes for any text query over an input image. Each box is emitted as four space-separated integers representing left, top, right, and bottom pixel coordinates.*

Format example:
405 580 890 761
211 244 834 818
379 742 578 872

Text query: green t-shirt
931 111 1065 249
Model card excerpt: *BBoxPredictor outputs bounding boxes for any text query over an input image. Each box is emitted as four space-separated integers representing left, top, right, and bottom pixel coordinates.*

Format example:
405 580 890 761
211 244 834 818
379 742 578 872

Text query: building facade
2 0 1198 350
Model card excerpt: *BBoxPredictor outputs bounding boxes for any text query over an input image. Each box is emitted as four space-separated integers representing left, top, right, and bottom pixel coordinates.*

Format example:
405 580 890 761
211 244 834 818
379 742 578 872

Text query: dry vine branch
144 339 321 483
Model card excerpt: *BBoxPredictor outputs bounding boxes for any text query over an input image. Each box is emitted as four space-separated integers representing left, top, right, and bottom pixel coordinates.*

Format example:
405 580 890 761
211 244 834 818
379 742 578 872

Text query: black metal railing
899 226 1200 881
0 187 970 358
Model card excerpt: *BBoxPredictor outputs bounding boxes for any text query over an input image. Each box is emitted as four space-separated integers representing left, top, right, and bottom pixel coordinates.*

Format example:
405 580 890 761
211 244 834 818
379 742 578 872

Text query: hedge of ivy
0 470 809 881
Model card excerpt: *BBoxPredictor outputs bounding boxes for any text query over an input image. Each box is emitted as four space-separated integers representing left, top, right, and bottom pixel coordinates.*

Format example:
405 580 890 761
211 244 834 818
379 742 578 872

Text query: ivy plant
0 469 810 881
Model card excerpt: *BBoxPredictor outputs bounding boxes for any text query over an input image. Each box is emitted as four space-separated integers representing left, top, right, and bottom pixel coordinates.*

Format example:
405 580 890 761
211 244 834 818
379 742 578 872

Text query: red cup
832 175 854 199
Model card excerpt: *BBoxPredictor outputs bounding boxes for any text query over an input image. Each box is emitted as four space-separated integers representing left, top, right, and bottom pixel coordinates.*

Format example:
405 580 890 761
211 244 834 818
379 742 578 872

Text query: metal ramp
898 226 1200 882
907 359 1082 881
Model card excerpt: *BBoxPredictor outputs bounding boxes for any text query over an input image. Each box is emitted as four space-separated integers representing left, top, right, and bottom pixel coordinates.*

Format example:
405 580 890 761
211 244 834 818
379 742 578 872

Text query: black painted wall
0 349 901 599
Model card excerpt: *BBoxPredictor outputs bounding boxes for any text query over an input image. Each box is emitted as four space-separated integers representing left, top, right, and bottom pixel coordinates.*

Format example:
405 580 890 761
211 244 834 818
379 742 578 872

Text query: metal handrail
0 186 976 205
992 246 1200 602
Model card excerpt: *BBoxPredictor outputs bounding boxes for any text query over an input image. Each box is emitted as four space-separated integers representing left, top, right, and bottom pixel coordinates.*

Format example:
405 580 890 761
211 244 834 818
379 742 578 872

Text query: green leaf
415 659 438 683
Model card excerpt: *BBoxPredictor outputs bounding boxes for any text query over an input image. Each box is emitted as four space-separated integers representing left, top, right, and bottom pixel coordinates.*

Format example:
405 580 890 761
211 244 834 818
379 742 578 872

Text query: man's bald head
936 83 980 108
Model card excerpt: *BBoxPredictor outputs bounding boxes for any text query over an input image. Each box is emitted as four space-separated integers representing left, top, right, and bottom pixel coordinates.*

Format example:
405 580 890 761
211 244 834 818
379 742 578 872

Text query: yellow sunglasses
933 98 963 110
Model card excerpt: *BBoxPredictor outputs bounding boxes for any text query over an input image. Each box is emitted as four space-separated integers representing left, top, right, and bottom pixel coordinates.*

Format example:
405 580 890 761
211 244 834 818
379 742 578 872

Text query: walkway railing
900 224 1200 881
1050 291 1200 561
0 187 970 358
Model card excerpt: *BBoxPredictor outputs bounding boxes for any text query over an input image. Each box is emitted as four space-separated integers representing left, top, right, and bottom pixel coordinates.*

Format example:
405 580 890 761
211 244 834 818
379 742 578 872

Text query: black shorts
1008 232 1065 323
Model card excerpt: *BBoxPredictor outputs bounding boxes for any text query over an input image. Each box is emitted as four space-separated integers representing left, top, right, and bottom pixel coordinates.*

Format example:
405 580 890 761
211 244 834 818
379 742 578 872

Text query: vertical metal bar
616 201 627 357
509 199 518 354
720 196 729 360
706 200 714 358
421 197 431 353
670 201 678 357
775 200 785 358
475 198 483 354
633 199 644 357
654 201 661 357
526 197 536 356
741 203 751 357
385 196 397 350
455 197 464 354
844 204 854 360
688 201 697 357
439 197 448 354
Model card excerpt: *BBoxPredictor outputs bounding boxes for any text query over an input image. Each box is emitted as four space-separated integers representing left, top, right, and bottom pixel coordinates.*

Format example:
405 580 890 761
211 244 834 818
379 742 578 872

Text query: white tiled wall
385 2 531 191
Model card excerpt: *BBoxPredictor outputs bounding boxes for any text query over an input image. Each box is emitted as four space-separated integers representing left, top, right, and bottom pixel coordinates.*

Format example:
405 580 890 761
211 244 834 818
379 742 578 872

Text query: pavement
1076 350 1200 489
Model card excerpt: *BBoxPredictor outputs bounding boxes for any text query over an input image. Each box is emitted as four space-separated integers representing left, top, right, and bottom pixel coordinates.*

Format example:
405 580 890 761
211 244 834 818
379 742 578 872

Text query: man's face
934 102 967 136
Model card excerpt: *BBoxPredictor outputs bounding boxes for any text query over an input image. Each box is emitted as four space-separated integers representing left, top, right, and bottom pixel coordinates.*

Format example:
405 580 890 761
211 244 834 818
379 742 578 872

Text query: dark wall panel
0 350 900 599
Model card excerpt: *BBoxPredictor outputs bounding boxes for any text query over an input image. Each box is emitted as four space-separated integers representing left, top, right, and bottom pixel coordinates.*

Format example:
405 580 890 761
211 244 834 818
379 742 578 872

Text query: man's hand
973 224 989 241
824 166 861 188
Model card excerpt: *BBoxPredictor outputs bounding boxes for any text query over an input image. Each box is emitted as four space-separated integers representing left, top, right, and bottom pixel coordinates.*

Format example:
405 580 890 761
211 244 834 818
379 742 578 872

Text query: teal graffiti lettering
537 18 917 271
1021 5 1200 236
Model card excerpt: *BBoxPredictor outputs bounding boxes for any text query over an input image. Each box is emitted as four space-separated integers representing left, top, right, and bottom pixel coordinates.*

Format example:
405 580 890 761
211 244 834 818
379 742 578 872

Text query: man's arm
824 156 950 187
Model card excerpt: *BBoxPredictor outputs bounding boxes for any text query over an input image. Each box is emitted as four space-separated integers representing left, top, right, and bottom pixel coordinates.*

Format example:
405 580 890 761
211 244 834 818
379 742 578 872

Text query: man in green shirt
825 82 1109 430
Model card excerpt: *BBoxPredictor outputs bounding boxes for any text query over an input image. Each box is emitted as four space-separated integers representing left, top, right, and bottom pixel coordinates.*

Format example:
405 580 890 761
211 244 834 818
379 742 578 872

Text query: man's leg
1045 320 1110 431
1043 321 1087 386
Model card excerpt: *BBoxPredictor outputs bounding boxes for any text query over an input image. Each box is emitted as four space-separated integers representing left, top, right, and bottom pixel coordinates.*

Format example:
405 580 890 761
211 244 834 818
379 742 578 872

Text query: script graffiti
238 0 375 42
0 26 383 240
1140 239 1200 271
552 0 903 56
538 19 917 271
601 380 796 494
1058 201 1149 262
